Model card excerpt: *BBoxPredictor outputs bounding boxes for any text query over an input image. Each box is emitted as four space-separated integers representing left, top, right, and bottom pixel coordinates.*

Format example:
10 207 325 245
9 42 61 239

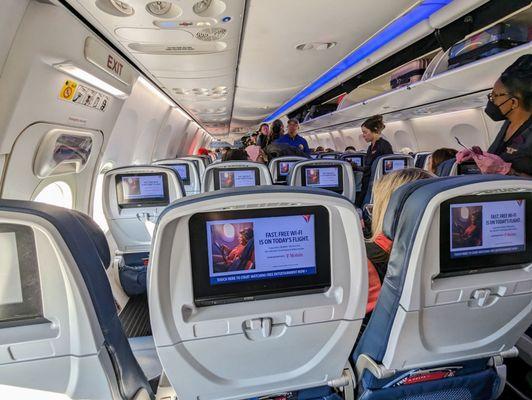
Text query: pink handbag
455 148 512 175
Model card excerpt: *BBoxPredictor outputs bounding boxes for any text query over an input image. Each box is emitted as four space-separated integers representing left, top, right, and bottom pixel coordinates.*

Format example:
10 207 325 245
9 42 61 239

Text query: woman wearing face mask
486 55 531 176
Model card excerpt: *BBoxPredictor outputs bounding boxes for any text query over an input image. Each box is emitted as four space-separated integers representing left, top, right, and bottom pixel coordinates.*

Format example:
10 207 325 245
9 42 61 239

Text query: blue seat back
353 175 532 399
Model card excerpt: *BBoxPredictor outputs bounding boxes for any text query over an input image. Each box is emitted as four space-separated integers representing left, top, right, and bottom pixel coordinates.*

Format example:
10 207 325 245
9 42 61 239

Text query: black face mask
484 97 513 121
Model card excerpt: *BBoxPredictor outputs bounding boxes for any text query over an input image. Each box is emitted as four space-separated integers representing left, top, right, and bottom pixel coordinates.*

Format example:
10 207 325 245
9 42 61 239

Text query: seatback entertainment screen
168 163 190 185
277 160 299 181
301 165 343 193
189 206 331 306
383 158 407 174
439 193 531 276
115 173 169 208
343 155 363 166
213 168 260 189
457 161 480 175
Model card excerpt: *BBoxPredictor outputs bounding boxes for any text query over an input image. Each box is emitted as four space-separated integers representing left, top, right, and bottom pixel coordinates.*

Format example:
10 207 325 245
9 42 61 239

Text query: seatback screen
457 162 480 175
439 193 531 276
115 173 169 208
343 156 363 166
321 154 338 160
168 163 190 185
383 159 407 174
277 160 298 181
213 168 259 189
301 166 343 193
189 206 331 306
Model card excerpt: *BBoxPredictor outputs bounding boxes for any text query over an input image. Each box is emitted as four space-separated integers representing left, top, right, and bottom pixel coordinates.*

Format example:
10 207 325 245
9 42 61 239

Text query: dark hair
430 148 457 173
259 123 269 131
500 54 532 111
267 119 284 145
345 146 356 152
222 148 249 162
361 114 385 133
287 118 299 125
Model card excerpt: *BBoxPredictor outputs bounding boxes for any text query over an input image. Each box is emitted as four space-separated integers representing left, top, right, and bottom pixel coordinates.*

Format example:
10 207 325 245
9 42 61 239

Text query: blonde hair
370 168 434 241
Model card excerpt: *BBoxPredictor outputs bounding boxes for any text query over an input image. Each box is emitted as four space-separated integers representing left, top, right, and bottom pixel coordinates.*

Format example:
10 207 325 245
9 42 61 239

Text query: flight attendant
356 115 394 206
486 55 531 176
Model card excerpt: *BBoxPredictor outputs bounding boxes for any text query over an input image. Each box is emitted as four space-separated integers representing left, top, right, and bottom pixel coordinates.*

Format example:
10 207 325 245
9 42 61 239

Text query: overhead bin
300 42 531 133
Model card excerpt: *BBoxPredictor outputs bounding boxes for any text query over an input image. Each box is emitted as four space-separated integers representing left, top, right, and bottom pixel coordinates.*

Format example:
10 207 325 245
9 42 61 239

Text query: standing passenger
256 123 270 149
276 119 310 154
355 115 394 206
267 119 284 145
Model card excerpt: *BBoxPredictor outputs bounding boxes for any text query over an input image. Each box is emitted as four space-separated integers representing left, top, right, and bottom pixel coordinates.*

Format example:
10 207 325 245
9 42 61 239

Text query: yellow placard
59 80 78 101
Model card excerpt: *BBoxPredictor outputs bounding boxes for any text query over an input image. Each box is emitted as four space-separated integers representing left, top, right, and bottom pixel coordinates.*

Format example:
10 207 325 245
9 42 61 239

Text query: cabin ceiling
63 0 420 138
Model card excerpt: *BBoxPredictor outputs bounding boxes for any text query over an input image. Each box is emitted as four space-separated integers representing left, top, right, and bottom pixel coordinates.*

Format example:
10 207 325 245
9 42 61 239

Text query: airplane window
33 181 73 209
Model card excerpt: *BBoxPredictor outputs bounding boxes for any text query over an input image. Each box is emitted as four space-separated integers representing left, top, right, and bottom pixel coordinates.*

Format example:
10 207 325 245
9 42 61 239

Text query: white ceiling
64 0 420 137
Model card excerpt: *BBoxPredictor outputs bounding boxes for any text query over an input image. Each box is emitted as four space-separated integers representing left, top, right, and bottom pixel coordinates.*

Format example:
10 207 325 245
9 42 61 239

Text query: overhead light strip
264 0 453 122
54 62 128 98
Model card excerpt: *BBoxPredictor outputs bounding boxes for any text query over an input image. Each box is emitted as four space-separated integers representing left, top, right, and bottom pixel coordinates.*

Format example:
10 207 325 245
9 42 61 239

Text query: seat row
0 175 530 399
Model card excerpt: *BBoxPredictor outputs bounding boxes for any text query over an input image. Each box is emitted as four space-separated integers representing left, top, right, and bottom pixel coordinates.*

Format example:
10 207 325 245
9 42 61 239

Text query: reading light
54 63 128 99
264 0 453 122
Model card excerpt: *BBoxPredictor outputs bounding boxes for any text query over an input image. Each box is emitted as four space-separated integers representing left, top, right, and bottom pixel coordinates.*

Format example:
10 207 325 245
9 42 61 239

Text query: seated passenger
222 148 249 162
399 147 414 156
365 168 433 314
315 146 324 152
345 145 357 152
429 147 457 174
197 147 210 156
486 54 531 176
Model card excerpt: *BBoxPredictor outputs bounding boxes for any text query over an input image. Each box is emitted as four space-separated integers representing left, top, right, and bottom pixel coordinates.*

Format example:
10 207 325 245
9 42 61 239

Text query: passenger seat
353 175 532 399
0 200 154 399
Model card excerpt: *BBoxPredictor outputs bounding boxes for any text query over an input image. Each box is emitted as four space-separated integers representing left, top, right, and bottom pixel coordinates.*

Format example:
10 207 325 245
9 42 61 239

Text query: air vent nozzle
196 27 227 41
96 0 134 16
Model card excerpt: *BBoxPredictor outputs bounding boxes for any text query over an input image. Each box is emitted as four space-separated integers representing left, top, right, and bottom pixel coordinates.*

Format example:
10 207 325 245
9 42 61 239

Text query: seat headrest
0 199 110 268
202 161 272 192
0 199 152 398
381 175 523 240
436 158 456 176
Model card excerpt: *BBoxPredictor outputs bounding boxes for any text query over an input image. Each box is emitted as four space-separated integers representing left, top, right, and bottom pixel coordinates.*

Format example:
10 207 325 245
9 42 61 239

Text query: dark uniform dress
488 116 532 176
355 138 394 206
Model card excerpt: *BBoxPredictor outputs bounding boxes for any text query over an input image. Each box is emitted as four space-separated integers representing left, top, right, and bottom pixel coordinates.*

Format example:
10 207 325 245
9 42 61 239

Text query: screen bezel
213 167 261 190
189 206 331 306
276 160 299 182
320 153 339 160
457 161 480 175
115 173 170 209
168 163 191 185
438 192 532 278
382 157 408 175
342 155 364 166
301 165 344 193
